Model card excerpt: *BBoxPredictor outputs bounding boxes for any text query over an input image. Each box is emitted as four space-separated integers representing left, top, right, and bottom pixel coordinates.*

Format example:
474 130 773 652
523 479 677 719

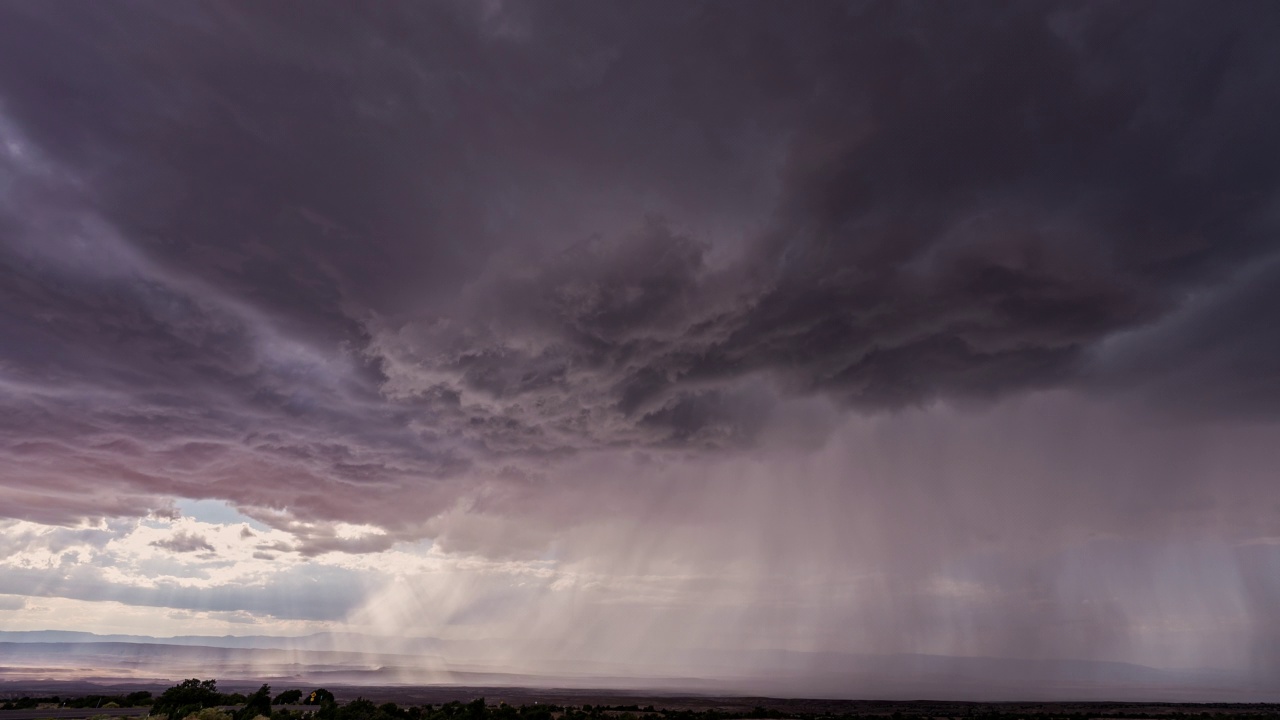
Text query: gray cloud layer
1 0 1279 683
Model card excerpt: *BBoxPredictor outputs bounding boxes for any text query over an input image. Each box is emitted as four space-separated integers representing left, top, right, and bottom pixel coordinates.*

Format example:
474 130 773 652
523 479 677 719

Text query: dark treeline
5 682 1280 720
1 692 153 710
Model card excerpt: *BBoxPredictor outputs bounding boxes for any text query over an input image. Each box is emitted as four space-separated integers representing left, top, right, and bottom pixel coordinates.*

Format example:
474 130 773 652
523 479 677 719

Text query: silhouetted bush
152 679 222 720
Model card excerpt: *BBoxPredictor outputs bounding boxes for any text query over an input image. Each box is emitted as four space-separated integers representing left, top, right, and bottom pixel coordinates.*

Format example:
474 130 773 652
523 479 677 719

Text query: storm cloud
1 0 1279 694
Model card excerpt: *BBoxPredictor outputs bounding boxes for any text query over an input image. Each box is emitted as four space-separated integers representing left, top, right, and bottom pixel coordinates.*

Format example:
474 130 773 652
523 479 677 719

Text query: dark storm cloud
0 0 1278 534
1087 255 1280 418
363 0 1280 445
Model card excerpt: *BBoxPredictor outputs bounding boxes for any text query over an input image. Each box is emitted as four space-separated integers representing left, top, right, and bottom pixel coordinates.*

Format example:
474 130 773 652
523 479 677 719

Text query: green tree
154 679 221 720
272 691 303 706
338 698 378 720
235 685 271 720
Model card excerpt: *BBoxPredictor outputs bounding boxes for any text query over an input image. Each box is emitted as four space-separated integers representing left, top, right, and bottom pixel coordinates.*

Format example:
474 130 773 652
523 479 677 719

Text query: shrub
189 709 233 720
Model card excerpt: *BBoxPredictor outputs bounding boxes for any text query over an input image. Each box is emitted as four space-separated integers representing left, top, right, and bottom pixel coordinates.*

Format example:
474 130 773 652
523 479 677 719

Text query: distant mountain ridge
0 631 443 653
0 632 1275 702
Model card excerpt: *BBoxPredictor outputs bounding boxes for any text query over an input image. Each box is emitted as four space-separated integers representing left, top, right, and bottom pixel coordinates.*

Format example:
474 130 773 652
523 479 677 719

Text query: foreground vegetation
1 693 154 711
4 680 1280 720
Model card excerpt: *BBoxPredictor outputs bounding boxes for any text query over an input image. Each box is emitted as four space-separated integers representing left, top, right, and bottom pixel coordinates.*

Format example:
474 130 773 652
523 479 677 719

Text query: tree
273 691 303 706
340 698 378 720
154 679 221 720
235 685 271 720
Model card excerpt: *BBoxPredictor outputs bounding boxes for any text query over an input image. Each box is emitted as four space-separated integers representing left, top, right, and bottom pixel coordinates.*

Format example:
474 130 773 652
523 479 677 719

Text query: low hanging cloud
0 517 380 623
151 530 216 554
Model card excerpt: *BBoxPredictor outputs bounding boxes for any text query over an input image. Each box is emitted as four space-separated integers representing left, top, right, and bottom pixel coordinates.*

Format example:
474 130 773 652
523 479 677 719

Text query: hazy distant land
0 632 1275 703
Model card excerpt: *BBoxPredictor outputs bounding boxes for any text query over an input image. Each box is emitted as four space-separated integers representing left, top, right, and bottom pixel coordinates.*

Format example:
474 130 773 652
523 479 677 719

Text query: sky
1 0 1280 695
